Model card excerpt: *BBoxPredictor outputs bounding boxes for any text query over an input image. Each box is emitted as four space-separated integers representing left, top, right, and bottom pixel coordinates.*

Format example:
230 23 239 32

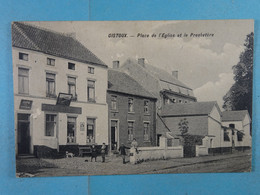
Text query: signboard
56 93 72 106
42 104 82 114
80 122 85 131
19 99 33 110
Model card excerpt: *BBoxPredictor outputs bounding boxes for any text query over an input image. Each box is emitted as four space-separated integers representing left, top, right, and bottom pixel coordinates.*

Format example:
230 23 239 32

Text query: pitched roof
222 110 249 122
161 101 218 116
12 22 107 68
122 59 191 90
108 69 156 99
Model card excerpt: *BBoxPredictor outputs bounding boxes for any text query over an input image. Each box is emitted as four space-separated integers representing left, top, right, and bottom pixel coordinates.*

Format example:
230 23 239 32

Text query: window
46 73 56 97
68 77 77 100
144 122 150 141
128 121 134 141
111 96 117 110
19 52 28 61
172 98 176 103
184 100 188 103
67 117 76 143
128 98 134 112
87 80 95 101
68 62 75 70
18 68 29 94
224 130 230 142
179 99 182 103
237 131 243 142
87 118 95 143
88 67 94 74
45 114 56 136
47 58 55 66
144 100 149 113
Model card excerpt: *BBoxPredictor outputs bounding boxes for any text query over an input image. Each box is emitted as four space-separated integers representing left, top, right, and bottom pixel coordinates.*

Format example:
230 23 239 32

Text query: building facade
107 69 157 151
117 58 197 141
13 22 108 157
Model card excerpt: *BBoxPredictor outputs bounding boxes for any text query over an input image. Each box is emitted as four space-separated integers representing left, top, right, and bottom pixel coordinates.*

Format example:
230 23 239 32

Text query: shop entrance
17 114 30 154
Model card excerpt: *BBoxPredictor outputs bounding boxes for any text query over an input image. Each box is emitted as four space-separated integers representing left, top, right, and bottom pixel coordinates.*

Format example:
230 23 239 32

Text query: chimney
113 61 120 69
172 71 178 79
138 58 145 67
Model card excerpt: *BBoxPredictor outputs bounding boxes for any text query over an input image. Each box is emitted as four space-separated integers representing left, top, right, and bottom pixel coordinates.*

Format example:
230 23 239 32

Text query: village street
16 150 251 177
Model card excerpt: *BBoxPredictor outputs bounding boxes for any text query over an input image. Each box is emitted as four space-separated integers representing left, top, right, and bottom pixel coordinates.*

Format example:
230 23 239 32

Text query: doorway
110 120 118 150
17 114 30 154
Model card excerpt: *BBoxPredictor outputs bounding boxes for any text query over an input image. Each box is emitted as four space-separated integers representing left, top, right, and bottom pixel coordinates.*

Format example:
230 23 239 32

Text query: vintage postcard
12 20 253 177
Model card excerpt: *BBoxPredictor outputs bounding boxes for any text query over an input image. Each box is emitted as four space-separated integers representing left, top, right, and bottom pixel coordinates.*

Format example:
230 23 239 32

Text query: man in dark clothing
118 143 130 164
101 143 106 163
91 144 98 162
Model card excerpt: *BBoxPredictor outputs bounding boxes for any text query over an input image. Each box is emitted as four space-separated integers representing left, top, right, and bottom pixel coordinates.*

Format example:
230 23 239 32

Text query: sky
27 20 254 109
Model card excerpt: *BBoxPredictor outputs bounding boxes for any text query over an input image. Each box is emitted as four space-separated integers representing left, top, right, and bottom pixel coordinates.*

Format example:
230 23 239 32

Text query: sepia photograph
12 20 253 177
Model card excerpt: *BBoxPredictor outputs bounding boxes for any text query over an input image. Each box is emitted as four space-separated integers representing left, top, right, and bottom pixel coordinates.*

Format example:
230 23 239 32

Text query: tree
178 118 189 136
223 32 254 117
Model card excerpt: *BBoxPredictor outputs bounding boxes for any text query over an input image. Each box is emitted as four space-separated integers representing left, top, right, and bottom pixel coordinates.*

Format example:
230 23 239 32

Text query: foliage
223 32 254 117
178 118 189 136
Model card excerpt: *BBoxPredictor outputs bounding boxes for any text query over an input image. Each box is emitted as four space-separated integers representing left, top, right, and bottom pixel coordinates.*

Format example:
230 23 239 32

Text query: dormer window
19 52 28 61
68 62 75 70
47 58 55 66
88 67 94 74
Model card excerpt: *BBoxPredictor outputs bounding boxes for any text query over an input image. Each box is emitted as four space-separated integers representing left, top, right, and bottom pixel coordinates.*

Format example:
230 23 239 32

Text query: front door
17 114 30 154
111 120 118 150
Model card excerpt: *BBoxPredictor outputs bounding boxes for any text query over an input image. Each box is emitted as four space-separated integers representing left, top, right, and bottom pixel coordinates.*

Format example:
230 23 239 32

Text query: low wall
136 146 183 162
195 145 208 157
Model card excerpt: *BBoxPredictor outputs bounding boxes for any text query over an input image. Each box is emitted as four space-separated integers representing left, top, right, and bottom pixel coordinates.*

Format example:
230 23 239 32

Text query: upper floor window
144 100 149 113
111 96 117 110
46 73 56 97
19 52 28 61
87 80 95 101
68 77 77 100
45 114 56 136
68 62 75 70
88 67 94 74
128 98 134 112
47 58 55 66
18 68 29 94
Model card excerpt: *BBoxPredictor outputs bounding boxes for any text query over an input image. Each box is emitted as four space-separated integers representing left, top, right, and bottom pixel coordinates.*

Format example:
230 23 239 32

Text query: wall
161 115 208 136
208 105 222 148
196 145 208 156
13 47 108 154
107 91 156 149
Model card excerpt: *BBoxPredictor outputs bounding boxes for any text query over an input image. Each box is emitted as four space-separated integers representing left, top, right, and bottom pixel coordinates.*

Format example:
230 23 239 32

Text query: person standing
131 138 138 153
90 144 97 162
101 143 106 163
118 143 130 164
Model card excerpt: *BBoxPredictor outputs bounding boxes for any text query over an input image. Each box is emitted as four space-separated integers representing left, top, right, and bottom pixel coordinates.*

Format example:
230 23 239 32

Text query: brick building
107 68 157 151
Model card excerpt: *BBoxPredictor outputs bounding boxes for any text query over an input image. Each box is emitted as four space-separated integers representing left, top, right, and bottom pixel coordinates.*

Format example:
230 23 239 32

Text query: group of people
89 138 138 164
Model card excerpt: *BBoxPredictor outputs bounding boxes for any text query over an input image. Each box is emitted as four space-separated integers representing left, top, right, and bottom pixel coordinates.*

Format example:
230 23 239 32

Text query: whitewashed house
12 22 108 157
221 110 251 151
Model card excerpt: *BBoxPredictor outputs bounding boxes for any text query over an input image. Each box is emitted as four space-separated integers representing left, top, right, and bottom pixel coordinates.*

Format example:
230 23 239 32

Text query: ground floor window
128 121 134 141
224 130 230 141
67 117 76 143
237 131 244 141
144 122 150 141
45 114 56 136
87 118 95 143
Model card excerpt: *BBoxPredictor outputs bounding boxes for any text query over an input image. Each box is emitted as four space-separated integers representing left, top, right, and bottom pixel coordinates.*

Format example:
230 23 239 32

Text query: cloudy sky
28 20 254 109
